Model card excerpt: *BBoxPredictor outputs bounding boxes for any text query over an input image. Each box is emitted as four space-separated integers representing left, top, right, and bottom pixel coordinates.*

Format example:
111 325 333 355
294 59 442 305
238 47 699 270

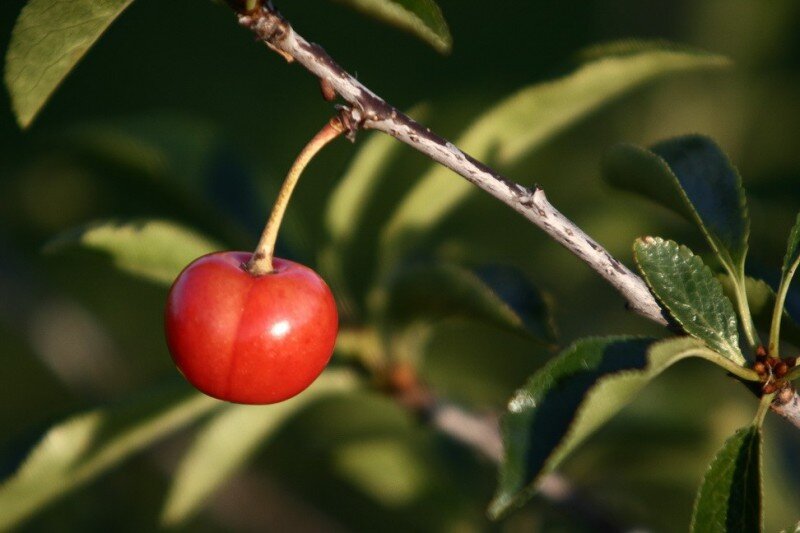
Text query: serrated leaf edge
489 336 755 519
634 237 744 365
689 425 763 533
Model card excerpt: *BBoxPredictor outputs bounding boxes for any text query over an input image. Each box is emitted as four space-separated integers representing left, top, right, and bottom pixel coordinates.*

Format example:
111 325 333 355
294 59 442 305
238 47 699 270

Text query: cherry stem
246 117 345 275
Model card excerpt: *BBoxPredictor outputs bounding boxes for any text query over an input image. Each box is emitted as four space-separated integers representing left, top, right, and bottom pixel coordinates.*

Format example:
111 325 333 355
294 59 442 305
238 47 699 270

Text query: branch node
336 105 363 142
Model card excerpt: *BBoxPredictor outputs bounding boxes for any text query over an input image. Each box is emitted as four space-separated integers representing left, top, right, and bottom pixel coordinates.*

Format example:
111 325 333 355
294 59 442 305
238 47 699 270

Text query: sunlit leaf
5 0 135 128
382 43 729 261
604 136 749 280
45 219 220 285
690 425 762 533
490 336 754 519
0 388 219 531
384 261 555 342
161 369 359 525
334 0 451 53
634 237 744 365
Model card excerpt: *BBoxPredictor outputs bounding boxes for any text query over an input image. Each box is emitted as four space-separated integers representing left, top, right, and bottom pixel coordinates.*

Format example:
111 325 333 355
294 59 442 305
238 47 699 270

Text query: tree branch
232 1 800 438
237 5 667 325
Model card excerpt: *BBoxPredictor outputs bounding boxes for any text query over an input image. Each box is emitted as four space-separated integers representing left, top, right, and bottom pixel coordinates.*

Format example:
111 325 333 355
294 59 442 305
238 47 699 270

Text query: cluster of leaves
3 0 787 530
492 134 800 531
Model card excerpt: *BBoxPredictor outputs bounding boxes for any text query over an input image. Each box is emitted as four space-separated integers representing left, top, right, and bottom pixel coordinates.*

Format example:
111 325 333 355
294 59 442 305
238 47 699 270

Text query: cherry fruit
165 251 338 404
165 118 344 403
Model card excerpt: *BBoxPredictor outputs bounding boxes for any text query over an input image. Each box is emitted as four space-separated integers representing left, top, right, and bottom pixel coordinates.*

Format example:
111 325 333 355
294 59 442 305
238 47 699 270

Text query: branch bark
231 1 800 436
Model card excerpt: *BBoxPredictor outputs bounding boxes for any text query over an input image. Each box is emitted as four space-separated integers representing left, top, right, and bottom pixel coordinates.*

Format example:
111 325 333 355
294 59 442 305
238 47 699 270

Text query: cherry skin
164 251 338 404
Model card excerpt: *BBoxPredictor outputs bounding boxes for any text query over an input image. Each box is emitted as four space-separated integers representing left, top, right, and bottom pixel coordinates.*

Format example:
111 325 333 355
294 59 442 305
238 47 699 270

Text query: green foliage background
1 0 800 531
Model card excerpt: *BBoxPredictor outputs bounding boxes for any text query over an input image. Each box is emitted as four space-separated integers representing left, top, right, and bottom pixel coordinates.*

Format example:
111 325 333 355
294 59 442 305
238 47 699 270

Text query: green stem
734 272 760 351
694 347 761 382
246 118 344 276
754 392 774 427
769 258 800 357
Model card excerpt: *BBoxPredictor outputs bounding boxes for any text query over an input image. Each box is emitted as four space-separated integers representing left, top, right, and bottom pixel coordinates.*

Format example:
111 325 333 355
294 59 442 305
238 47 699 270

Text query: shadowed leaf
604 136 749 280
690 426 762 533
490 336 752 519
5 0 135 128
384 261 555 342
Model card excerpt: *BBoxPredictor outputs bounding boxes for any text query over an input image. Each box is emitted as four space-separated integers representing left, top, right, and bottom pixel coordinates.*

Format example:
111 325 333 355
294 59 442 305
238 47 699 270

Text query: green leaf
490 336 754 519
161 370 358 525
634 237 744 365
5 0 135 128
769 213 800 353
333 0 451 53
0 388 219 531
780 213 800 280
690 426 762 533
604 136 749 280
383 261 555 342
381 43 729 261
45 219 221 285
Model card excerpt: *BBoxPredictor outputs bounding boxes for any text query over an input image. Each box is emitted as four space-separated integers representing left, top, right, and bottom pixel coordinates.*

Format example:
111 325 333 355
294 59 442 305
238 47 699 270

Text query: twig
231 2 800 430
236 5 667 326
233 0 800 477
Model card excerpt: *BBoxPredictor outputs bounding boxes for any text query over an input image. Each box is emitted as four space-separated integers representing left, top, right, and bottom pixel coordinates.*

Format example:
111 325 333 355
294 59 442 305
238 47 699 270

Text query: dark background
1 1 800 531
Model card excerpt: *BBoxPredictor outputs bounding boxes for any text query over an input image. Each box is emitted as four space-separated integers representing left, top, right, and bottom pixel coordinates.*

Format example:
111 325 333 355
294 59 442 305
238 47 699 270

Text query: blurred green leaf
64 116 219 188
490 336 753 519
334 0 451 53
45 219 221 285
604 136 750 281
62 115 267 245
690 426 762 533
5 0 135 128
325 105 428 250
0 388 219 531
384 261 555 342
634 237 744 365
161 369 359 525
382 43 729 261
322 105 428 307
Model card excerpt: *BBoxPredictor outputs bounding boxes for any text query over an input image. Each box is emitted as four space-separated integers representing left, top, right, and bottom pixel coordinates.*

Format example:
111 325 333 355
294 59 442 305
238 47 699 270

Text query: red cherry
164 251 338 404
